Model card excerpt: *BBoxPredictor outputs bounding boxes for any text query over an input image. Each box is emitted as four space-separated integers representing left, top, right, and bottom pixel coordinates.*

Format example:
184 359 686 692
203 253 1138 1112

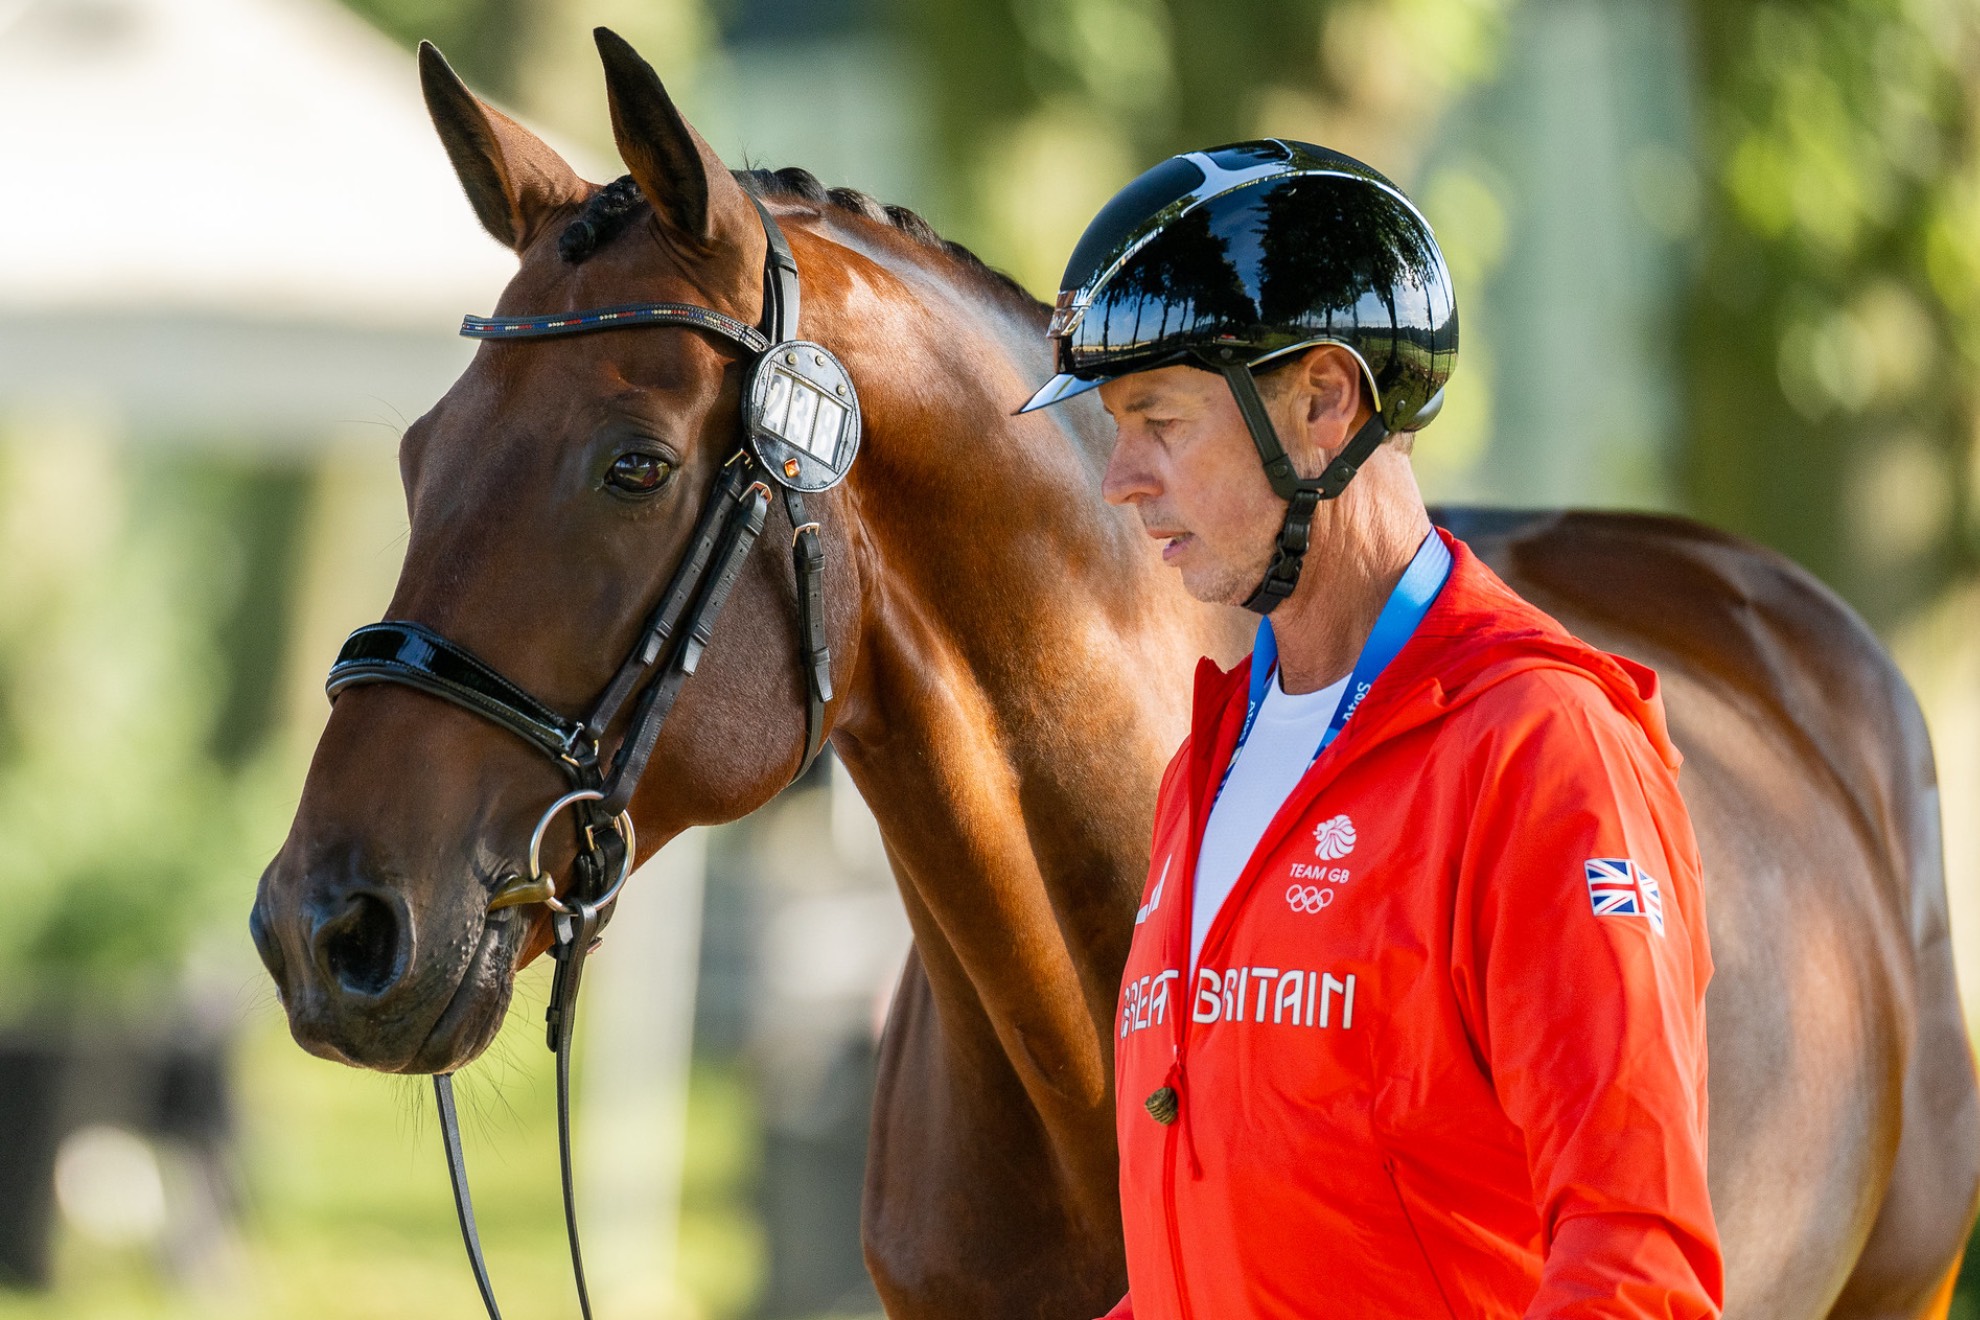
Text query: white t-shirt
1191 669 1350 968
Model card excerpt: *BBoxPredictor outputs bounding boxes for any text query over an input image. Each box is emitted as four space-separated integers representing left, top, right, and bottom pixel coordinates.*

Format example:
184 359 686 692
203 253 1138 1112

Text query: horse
247 31 1980 1320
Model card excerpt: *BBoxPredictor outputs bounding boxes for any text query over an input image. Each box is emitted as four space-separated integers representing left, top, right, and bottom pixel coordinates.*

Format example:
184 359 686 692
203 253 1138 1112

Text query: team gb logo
1313 815 1357 861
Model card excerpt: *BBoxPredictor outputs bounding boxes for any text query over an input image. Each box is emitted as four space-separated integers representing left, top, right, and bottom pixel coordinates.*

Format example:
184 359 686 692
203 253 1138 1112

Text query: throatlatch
323 192 859 1320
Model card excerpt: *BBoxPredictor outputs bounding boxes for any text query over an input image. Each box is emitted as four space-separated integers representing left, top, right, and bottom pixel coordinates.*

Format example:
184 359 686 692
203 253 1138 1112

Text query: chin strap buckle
1242 488 1320 612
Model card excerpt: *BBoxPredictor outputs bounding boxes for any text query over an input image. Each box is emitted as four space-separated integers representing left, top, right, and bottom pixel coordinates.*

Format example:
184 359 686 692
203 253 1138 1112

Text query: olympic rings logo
1286 884 1336 913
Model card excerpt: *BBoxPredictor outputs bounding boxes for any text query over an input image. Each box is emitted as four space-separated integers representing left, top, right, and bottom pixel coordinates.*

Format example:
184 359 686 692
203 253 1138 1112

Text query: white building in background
0 0 521 440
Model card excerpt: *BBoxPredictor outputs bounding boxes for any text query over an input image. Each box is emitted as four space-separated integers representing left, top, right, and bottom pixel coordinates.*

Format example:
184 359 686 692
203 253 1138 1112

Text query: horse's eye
606 452 673 495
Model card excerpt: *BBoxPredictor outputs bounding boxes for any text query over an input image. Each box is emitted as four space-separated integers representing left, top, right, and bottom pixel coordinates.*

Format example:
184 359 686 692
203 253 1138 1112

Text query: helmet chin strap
1209 357 1391 615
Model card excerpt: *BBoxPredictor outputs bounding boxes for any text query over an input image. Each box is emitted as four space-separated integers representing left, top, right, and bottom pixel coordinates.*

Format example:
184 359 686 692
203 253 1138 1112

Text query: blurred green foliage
0 431 308 1010
1684 0 1980 624
898 0 1509 204
338 0 531 99
890 0 1514 294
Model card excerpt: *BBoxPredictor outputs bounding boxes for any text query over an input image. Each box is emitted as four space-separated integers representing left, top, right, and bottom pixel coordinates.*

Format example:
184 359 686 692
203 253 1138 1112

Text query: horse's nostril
319 893 405 998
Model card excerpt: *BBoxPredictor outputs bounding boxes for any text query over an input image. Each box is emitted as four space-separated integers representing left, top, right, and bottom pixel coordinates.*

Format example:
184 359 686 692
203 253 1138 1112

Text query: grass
0 960 764 1320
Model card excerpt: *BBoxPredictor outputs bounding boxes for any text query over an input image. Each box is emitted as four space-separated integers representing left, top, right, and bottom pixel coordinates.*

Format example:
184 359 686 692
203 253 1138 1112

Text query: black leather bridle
321 196 855 1320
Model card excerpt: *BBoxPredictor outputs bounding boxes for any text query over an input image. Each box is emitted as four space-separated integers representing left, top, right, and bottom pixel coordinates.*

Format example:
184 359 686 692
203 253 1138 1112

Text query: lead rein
434 1075 506 1320
549 899 605 1320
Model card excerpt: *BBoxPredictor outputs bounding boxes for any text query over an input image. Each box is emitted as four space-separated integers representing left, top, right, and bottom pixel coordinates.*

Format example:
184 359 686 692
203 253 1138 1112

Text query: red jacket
1105 532 1720 1320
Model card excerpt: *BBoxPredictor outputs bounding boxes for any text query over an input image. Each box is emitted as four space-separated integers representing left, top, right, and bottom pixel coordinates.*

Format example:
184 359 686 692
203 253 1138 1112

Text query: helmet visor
1015 372 1106 414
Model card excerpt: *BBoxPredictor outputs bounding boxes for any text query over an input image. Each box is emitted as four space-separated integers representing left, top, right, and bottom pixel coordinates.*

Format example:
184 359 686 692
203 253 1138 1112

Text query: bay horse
248 31 1980 1320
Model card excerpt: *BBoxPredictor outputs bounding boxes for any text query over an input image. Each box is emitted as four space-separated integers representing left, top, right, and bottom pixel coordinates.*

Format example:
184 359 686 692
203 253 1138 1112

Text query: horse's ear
593 28 757 253
419 42 588 253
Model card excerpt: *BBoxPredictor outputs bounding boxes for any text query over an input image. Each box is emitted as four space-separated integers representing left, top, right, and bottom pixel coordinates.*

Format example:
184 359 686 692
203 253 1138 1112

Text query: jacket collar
1186 529 1678 777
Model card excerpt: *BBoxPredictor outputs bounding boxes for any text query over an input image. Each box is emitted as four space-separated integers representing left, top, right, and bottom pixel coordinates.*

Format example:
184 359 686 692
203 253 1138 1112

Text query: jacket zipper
1383 1158 1460 1320
1163 1112 1195 1320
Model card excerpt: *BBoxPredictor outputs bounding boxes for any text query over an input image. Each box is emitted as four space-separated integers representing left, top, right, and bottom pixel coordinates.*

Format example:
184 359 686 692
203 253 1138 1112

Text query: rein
321 196 857 1320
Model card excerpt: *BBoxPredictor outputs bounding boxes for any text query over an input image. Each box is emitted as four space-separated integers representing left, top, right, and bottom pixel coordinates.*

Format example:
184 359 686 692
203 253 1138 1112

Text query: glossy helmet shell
1020 140 1458 433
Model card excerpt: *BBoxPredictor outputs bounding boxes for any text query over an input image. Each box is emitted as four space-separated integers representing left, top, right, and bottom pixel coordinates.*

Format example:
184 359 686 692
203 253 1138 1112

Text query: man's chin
1176 561 1263 610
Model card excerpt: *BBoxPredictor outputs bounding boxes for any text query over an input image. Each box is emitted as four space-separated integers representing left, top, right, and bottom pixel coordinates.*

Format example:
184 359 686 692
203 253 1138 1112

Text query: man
1019 141 1722 1319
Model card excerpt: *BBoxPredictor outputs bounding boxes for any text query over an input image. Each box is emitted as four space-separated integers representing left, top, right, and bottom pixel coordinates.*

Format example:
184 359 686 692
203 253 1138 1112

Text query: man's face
1099 364 1287 607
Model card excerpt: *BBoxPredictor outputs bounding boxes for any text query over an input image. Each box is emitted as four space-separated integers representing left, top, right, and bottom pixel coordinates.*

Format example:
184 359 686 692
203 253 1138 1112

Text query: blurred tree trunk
1680 0 1980 626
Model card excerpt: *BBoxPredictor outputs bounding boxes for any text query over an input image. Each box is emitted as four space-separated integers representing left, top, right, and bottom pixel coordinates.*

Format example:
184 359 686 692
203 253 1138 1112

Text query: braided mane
557 169 1047 315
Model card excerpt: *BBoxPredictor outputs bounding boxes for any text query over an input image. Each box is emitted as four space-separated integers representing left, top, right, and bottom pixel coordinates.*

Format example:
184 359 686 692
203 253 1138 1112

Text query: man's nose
1101 431 1158 506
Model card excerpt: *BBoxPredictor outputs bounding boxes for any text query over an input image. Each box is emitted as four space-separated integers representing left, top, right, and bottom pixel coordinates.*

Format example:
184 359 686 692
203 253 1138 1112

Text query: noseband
319 196 857 1320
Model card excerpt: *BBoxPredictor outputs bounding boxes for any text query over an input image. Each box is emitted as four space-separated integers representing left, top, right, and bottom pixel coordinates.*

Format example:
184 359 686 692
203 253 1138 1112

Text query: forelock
559 176 649 264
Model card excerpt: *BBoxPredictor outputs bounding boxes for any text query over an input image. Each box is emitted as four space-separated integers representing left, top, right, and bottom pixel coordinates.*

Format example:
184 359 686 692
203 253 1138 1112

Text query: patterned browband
461 301 771 351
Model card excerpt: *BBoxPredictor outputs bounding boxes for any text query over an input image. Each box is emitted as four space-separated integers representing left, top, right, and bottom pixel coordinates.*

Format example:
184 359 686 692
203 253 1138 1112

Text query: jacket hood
1192 529 1681 772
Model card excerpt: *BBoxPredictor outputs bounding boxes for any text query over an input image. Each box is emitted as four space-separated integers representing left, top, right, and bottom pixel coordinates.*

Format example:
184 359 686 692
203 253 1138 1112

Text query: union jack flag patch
1585 858 1665 937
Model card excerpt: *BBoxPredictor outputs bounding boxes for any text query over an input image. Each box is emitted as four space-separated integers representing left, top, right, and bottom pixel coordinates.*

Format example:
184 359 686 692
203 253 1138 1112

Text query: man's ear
1282 345 1373 464
593 27 762 262
420 42 590 253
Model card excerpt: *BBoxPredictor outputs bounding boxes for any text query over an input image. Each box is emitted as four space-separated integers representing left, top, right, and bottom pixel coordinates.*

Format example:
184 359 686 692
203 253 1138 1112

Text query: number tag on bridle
746 340 861 492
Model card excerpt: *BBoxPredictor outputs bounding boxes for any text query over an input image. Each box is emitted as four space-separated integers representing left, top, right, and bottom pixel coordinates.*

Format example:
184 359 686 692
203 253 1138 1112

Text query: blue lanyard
1223 531 1452 787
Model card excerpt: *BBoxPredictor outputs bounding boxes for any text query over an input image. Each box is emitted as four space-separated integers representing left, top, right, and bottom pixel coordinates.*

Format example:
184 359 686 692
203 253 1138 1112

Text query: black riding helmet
1020 139 1459 613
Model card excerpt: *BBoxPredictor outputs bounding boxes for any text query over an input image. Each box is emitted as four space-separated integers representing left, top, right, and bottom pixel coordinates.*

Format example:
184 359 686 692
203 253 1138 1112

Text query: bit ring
491 789 636 914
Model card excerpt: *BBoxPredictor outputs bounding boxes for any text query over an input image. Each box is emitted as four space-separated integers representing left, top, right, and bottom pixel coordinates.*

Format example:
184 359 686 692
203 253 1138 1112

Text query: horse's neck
830 366 1225 1164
